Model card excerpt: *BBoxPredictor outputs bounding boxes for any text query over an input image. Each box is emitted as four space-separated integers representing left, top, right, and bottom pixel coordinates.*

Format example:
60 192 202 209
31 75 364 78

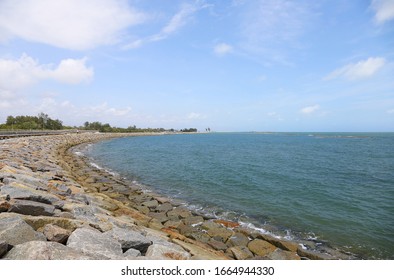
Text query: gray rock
183 215 204 226
208 239 228 251
123 248 141 257
142 200 159 208
266 248 301 260
156 203 173 212
8 199 55 216
0 216 46 246
148 212 169 223
207 227 233 242
43 224 71 244
3 241 93 260
70 206 102 223
226 232 250 247
201 221 221 231
228 246 254 260
0 185 60 205
167 206 191 219
67 227 123 259
9 174 47 190
103 227 152 253
145 243 191 260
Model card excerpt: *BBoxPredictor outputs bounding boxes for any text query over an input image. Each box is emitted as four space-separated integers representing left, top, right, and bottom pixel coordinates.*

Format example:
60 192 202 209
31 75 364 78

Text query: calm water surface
86 132 394 259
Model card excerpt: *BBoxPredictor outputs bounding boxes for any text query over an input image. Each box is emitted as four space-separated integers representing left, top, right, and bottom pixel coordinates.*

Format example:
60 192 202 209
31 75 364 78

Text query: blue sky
0 0 393 132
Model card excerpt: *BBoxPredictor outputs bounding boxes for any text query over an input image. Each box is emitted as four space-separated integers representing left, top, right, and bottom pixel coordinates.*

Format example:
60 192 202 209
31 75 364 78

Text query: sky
0 0 393 132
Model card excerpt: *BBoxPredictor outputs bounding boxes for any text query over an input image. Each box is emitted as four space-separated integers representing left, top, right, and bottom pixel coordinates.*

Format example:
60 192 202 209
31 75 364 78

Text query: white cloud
0 54 93 94
387 109 394 114
214 43 233 56
371 0 394 24
0 0 146 50
89 102 132 117
325 57 386 81
124 1 209 49
238 0 312 57
51 58 94 84
300 104 320 114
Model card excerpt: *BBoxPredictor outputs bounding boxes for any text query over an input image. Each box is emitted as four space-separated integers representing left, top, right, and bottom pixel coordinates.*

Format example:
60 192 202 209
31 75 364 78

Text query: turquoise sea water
86 133 394 259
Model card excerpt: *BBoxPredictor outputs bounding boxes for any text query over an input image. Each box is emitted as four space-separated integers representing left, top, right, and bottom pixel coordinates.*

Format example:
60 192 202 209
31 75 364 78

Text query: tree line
0 113 63 130
0 113 198 133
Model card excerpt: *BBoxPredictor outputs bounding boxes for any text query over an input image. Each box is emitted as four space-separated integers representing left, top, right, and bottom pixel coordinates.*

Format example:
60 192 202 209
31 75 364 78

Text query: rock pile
0 133 344 260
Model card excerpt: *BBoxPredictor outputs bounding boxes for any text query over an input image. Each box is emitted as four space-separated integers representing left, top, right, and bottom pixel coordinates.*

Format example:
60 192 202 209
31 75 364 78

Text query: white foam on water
89 162 103 170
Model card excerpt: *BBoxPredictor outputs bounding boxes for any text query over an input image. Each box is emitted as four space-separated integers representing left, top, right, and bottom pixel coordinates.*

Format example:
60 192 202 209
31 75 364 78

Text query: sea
84 132 394 259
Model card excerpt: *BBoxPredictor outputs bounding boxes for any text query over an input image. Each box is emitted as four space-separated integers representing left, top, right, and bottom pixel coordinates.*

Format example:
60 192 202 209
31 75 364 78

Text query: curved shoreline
0 132 352 260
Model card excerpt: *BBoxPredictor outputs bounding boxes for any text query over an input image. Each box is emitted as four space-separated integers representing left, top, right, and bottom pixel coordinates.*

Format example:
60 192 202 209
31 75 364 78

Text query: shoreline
1 132 352 260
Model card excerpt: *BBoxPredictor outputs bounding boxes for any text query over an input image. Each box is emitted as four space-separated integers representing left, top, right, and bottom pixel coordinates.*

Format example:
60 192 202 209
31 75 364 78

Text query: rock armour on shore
0 132 342 260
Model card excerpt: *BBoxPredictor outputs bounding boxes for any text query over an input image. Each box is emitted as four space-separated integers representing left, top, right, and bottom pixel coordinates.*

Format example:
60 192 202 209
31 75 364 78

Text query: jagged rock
167 207 191 219
0 184 60 205
148 212 169 223
22 215 86 231
88 193 120 211
156 203 173 212
9 174 47 190
3 241 93 260
8 199 55 216
207 227 233 242
47 182 72 196
266 248 301 260
142 199 159 209
145 243 190 260
258 234 299 252
297 247 334 260
226 232 250 247
0 215 46 245
248 239 277 257
201 221 221 231
103 227 152 253
172 239 230 260
148 219 164 230
69 205 104 224
123 248 141 257
208 239 228 251
43 224 71 244
163 220 182 228
177 223 198 237
183 215 204 226
228 246 254 260
67 227 123 259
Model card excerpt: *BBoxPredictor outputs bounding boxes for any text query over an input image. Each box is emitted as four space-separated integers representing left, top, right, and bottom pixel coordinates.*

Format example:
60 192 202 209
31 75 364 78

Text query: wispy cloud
237 0 314 62
371 0 394 24
325 57 386 81
387 109 394 114
213 43 233 56
124 1 209 49
0 0 146 50
300 104 320 114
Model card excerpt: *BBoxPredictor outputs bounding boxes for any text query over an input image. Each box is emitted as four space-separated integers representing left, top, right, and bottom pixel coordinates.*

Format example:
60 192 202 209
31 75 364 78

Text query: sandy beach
0 132 347 260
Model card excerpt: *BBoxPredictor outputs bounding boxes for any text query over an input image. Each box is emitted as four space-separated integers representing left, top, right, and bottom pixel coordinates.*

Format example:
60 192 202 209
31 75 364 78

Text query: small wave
74 151 83 156
89 162 103 170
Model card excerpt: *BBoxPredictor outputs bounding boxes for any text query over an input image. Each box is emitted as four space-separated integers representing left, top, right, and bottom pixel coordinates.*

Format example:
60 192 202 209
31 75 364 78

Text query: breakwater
0 132 349 259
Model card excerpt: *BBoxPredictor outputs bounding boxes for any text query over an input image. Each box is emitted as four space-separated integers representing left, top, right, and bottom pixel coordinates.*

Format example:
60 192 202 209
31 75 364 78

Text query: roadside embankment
0 132 344 260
